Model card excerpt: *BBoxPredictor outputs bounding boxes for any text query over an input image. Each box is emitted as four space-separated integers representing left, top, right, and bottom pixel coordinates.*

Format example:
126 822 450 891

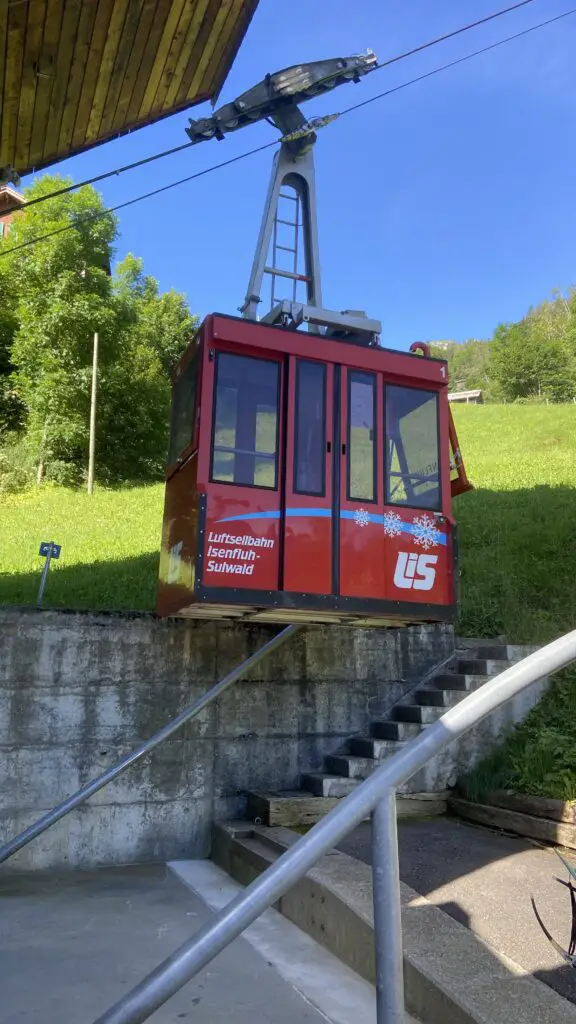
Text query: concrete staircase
247 640 540 826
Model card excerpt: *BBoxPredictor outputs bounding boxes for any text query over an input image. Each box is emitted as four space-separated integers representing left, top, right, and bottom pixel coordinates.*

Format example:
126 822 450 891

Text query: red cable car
156 54 472 626
156 316 471 627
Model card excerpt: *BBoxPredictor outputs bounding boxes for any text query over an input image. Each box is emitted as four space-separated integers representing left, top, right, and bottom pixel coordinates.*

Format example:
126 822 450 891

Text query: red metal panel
202 485 281 590
283 356 333 595
156 453 199 616
382 507 453 605
339 367 386 600
197 316 284 592
211 314 447 387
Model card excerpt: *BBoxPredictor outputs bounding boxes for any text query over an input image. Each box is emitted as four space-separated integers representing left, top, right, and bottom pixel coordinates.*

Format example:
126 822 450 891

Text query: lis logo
393 552 438 591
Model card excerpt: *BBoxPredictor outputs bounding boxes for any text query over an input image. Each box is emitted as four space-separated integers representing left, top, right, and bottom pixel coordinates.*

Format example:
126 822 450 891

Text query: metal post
88 330 98 494
37 544 53 607
372 789 404 1024
0 624 300 865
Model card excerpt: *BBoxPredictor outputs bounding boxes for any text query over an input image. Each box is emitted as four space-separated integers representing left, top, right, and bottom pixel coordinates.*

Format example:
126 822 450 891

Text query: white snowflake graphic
411 513 441 550
382 511 403 538
354 508 371 528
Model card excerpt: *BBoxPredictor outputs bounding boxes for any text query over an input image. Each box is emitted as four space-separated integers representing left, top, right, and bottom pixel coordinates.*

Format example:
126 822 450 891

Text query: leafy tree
0 177 197 488
2 176 117 482
490 320 574 402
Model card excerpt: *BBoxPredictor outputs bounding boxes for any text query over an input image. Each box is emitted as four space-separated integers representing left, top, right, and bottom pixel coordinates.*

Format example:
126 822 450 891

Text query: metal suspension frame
240 124 381 347
241 143 322 325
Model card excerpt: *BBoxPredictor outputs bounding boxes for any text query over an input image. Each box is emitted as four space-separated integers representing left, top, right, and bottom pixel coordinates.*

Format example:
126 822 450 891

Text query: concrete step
326 754 376 779
430 672 490 691
371 720 422 741
457 658 512 676
415 687 468 708
348 736 406 759
247 790 341 827
393 704 445 725
301 773 360 798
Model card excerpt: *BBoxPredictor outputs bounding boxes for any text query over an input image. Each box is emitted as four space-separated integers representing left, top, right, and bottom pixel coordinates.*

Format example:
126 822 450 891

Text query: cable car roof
0 0 259 183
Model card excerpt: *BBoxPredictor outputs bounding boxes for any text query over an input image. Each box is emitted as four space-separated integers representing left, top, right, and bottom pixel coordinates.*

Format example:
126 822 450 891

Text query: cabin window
211 352 279 488
168 351 198 466
294 360 326 496
348 371 376 502
385 385 440 510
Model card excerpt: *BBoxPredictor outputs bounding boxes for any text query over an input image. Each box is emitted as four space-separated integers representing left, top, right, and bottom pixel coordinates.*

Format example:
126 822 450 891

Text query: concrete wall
0 608 453 871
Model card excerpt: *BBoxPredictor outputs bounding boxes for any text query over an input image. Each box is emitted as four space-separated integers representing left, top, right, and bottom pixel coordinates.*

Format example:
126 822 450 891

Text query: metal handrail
93 629 576 1024
0 624 300 865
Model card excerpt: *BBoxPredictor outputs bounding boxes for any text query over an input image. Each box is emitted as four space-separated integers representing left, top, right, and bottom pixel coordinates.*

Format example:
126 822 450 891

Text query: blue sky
22 0 576 349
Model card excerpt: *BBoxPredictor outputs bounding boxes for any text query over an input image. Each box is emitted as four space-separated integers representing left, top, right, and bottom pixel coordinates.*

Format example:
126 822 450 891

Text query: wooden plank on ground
85 0 131 143
15 0 47 170
2 0 27 173
29 0 63 168
485 790 576 825
450 797 576 851
111 0 159 133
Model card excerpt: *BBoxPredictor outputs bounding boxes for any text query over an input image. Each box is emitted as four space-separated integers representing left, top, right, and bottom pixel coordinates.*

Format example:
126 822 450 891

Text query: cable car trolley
157 52 472 628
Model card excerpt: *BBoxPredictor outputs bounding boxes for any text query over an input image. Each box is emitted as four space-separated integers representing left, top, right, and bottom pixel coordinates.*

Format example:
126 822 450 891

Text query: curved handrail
94 629 576 1024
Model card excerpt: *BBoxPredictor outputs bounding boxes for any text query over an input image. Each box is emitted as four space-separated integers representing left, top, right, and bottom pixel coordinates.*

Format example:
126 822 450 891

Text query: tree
2 176 118 483
490 320 574 402
0 177 198 487
95 254 198 483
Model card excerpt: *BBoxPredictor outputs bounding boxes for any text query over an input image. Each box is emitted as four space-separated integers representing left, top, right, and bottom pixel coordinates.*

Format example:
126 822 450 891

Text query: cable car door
382 384 452 605
283 357 334 596
338 368 387 600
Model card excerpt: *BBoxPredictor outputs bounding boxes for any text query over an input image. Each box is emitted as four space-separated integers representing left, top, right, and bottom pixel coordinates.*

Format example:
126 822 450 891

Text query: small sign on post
37 541 61 608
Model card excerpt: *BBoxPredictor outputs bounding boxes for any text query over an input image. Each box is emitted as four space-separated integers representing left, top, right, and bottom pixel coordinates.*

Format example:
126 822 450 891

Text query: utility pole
87 331 98 494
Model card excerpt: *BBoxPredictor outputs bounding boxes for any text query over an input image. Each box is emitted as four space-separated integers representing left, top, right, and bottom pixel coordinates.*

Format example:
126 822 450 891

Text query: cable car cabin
156 314 471 628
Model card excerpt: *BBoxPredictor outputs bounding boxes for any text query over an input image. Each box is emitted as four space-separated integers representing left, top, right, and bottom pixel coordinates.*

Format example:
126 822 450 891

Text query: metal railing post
372 789 404 1024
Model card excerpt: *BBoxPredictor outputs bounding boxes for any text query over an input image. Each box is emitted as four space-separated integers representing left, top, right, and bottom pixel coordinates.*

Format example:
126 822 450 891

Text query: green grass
453 404 576 644
3 403 576 798
0 484 164 610
2 403 576 637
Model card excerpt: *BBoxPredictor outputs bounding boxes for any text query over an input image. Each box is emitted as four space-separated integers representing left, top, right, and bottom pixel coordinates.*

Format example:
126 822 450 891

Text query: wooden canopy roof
0 0 259 181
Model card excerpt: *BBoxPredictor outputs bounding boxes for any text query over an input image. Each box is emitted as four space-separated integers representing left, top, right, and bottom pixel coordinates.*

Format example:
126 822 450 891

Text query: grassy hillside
0 485 164 611
453 405 576 643
2 404 576 643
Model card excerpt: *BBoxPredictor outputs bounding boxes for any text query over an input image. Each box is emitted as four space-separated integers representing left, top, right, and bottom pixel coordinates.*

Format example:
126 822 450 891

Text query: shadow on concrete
0 552 159 613
338 816 576 1005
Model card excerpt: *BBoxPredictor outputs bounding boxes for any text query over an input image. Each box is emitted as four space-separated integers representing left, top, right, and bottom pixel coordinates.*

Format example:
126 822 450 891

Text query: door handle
326 441 332 453
341 443 346 455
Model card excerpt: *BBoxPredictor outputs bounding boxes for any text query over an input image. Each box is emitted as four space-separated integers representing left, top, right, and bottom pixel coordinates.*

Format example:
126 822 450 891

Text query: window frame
293 358 327 498
346 369 377 504
384 383 442 512
167 347 200 470
209 349 281 491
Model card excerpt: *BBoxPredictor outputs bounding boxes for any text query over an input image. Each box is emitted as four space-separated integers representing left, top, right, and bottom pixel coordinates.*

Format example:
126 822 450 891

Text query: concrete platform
0 861 418 1024
338 816 576 1005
